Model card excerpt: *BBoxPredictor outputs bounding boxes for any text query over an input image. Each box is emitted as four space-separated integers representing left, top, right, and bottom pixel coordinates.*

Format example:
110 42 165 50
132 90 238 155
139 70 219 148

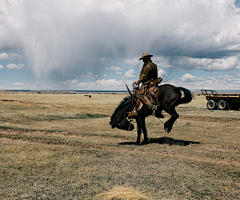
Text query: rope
157 117 164 123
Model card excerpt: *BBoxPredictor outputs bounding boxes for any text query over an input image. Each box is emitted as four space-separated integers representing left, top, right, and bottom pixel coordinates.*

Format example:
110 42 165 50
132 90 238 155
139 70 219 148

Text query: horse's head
110 96 135 131
110 116 134 131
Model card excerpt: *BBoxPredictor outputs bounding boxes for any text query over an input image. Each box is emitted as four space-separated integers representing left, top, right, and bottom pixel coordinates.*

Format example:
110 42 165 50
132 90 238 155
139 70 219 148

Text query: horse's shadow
119 137 200 146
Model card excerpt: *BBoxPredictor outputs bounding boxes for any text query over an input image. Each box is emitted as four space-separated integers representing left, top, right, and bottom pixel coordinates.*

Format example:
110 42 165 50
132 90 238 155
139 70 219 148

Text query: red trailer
201 90 240 110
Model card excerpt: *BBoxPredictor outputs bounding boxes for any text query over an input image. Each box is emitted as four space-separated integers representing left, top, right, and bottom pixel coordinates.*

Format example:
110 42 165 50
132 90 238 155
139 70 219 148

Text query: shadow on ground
119 137 200 146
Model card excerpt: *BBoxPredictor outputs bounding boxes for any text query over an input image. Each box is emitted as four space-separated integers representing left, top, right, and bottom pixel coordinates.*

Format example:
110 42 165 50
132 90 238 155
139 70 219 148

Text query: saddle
128 77 164 119
135 77 162 109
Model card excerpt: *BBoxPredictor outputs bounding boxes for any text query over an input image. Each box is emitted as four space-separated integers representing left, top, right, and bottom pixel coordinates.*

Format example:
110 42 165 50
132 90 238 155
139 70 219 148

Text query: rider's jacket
138 60 158 84
138 60 158 94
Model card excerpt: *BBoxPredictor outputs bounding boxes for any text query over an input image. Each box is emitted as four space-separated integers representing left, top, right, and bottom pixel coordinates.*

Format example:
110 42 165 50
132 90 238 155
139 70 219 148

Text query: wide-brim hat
139 52 153 60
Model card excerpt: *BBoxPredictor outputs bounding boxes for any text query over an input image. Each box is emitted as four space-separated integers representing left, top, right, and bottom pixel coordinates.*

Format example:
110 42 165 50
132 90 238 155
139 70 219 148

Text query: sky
0 0 240 91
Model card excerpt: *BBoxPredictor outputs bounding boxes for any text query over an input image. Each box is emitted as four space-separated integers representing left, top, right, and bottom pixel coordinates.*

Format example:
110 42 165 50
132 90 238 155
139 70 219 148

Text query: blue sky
1 0 240 91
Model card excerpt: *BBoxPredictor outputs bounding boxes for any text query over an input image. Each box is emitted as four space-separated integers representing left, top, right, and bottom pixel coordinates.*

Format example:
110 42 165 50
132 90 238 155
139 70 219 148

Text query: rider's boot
139 96 158 114
140 96 164 118
128 107 138 118
128 99 143 119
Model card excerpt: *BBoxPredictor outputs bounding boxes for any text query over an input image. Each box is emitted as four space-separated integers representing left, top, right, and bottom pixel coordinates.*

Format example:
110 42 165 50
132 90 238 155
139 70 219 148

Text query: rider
128 52 159 118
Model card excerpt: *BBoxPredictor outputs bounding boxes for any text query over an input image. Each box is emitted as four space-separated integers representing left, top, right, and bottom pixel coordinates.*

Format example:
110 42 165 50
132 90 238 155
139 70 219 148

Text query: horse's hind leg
164 107 179 133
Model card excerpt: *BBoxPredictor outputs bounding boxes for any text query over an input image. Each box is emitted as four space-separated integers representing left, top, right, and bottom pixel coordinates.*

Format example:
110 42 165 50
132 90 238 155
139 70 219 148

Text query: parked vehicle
201 90 240 110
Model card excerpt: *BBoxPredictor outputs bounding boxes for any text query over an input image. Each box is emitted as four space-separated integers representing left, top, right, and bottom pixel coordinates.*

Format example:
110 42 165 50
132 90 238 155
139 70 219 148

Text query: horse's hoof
141 139 149 145
164 128 170 133
164 124 169 132
135 141 140 145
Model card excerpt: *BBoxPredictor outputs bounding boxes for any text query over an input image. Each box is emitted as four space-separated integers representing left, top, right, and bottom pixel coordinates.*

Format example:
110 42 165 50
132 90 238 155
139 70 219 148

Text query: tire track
1 129 239 168
2 99 112 115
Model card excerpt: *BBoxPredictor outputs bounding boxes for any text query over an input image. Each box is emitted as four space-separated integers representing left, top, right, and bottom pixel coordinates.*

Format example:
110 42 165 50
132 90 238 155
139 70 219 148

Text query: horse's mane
110 96 132 124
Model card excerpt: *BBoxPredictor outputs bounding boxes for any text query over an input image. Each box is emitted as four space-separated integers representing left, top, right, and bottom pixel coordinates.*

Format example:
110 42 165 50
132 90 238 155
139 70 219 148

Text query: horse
110 84 192 145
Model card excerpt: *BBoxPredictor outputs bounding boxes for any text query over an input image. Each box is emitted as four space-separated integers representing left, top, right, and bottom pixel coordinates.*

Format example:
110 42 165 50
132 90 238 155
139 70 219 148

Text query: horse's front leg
136 118 142 145
136 117 148 145
141 117 148 144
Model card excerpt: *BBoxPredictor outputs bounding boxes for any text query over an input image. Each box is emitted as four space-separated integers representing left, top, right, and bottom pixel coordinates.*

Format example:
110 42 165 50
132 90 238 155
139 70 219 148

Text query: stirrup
151 104 158 110
150 104 158 116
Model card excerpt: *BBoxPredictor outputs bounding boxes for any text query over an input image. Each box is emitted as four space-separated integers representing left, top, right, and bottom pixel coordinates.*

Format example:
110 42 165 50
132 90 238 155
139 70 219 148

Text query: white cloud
76 79 132 90
105 66 123 71
0 65 4 69
79 72 93 78
0 82 50 90
115 71 122 75
180 73 195 82
6 63 26 70
96 79 124 86
60 79 78 85
12 82 25 86
77 82 93 87
125 58 141 66
0 53 9 60
79 72 99 80
201 57 240 71
102 74 108 77
0 53 22 61
124 69 136 79
158 68 166 77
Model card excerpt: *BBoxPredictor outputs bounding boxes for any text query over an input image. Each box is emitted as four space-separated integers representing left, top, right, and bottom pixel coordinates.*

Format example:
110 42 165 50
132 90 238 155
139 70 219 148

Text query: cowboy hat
139 52 153 60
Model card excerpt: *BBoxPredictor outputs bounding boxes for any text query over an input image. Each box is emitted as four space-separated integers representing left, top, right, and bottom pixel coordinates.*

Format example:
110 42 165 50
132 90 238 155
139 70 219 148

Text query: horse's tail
178 87 193 104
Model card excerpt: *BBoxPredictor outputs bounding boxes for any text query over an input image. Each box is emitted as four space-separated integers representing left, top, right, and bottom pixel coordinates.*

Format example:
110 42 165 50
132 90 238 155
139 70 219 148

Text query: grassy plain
0 92 239 199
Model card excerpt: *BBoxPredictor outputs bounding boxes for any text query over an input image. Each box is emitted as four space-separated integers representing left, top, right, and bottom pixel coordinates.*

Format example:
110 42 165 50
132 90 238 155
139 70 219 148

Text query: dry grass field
0 92 239 199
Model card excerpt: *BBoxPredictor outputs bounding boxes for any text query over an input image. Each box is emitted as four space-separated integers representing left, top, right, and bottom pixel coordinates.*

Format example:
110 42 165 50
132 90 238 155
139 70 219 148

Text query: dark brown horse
110 84 192 145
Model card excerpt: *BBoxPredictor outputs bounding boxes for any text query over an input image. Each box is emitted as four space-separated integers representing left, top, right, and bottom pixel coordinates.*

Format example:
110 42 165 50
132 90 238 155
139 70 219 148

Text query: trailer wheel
207 100 217 110
217 100 229 110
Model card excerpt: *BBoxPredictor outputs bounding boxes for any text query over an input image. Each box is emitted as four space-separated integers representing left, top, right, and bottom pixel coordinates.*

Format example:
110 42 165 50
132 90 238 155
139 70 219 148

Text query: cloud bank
173 73 240 91
0 0 240 79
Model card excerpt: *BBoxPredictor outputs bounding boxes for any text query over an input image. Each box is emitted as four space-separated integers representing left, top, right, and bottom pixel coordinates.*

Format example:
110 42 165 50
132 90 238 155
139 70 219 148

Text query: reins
162 70 174 83
123 85 139 128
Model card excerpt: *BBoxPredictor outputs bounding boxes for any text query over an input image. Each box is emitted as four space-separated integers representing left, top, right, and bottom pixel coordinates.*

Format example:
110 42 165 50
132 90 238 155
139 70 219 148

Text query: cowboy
128 52 159 118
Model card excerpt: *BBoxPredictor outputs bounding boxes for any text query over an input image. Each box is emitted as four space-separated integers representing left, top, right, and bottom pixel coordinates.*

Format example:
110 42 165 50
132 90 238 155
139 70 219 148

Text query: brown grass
97 186 149 200
0 92 240 199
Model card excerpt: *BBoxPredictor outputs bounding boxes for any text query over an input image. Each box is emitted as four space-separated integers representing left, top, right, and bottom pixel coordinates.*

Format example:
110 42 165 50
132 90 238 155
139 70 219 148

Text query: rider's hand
135 81 139 85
